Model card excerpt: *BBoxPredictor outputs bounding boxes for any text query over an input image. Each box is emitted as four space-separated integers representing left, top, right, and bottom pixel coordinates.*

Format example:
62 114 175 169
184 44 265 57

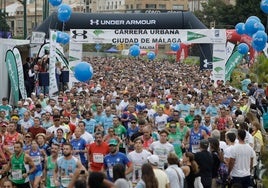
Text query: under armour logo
72 30 87 39
90 19 99 25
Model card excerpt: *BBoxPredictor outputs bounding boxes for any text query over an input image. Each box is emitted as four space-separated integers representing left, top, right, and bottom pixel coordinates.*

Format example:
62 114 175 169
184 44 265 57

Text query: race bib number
192 144 200 153
108 167 113 178
61 177 71 188
8 145 14 154
50 176 55 187
93 153 103 163
32 156 41 166
12 170 22 180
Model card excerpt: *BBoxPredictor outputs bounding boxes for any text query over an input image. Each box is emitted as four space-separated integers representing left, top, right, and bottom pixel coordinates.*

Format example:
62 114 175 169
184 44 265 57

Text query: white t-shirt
165 164 185 188
47 125 70 135
128 149 151 183
155 114 168 131
229 143 255 177
223 145 234 159
72 131 94 144
149 141 175 169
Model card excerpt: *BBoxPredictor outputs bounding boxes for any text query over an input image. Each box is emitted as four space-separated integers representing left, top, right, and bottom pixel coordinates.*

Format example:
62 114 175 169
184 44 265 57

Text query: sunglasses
131 122 136 124
54 119 60 121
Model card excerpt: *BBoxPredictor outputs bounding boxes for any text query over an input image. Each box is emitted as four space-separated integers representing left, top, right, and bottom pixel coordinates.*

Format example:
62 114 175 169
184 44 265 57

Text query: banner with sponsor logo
68 42 82 87
5 50 19 104
70 29 226 44
13 48 27 99
212 43 226 82
49 30 59 96
225 50 243 81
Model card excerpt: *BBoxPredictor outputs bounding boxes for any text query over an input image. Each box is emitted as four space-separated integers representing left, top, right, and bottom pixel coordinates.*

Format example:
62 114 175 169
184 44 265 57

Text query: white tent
0 39 29 102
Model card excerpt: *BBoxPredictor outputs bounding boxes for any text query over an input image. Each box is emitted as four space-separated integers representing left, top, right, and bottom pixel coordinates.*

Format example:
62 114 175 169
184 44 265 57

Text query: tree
0 10 10 32
194 0 267 29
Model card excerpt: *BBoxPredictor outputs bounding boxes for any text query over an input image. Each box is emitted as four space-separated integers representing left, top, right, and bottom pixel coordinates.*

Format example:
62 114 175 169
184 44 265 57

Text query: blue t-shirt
104 152 130 181
83 119 97 134
29 149 42 171
70 138 87 164
102 114 115 132
57 156 78 188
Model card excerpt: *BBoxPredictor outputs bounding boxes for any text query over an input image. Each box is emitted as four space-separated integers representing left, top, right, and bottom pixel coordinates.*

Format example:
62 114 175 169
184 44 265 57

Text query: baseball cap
147 155 159 166
108 139 118 146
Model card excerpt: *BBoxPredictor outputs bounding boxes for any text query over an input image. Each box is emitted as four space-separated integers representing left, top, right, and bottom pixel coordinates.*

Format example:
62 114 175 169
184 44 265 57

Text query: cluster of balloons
74 62 94 82
49 0 72 45
235 15 267 52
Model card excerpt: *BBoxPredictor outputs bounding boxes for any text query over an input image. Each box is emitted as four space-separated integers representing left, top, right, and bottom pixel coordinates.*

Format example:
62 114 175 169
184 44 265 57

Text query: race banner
225 42 235 63
70 29 226 44
225 50 243 81
5 50 19 104
37 43 69 69
13 48 27 99
212 43 226 82
68 42 82 87
49 30 59 96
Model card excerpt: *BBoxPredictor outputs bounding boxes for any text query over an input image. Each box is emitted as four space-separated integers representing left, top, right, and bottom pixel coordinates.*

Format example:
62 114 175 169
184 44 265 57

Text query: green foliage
183 56 200 65
250 54 268 83
230 68 244 89
194 0 267 28
0 10 10 31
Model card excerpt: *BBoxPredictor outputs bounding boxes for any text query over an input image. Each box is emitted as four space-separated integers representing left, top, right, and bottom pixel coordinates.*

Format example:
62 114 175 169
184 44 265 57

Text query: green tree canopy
0 10 10 32
194 0 267 29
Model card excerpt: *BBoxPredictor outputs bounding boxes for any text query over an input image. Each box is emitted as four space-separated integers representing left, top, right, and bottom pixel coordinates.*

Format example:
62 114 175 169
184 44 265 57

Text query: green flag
5 50 19 104
225 51 243 81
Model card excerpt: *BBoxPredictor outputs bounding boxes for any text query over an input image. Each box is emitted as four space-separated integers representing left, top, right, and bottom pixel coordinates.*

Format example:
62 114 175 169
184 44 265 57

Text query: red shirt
87 142 109 171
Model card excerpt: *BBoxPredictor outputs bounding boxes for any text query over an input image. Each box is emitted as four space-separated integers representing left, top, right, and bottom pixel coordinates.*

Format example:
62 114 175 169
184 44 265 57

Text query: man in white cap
147 154 170 188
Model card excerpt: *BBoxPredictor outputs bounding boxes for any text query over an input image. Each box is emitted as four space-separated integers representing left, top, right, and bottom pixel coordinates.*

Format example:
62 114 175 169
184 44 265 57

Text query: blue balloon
57 4 72 22
147 51 156 60
56 31 64 43
246 16 261 23
237 43 249 55
252 30 267 47
261 0 268 14
49 0 62 7
74 62 93 82
244 19 259 36
235 23 245 35
61 32 70 45
170 43 180 51
129 45 140 57
252 41 266 52
257 22 265 32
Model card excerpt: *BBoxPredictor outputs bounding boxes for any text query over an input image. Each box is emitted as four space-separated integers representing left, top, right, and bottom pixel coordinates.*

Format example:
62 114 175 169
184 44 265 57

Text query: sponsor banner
212 43 226 82
13 48 27 99
37 43 69 69
49 30 59 96
70 29 226 44
5 50 19 103
31 32 46 44
225 42 235 64
225 50 243 81
68 43 82 87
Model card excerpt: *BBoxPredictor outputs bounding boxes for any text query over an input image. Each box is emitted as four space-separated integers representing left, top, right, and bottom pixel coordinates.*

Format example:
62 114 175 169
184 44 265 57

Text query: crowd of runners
0 56 267 188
